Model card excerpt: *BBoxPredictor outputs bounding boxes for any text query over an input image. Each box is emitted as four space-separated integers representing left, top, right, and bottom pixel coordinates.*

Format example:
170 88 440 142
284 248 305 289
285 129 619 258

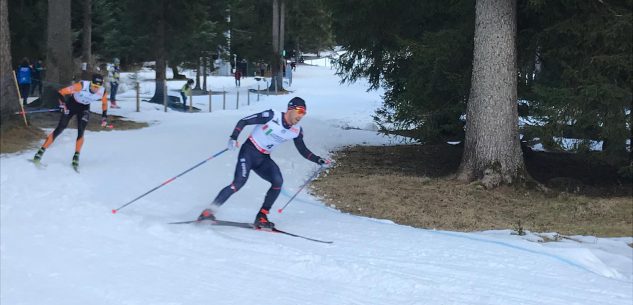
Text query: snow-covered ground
1 63 631 305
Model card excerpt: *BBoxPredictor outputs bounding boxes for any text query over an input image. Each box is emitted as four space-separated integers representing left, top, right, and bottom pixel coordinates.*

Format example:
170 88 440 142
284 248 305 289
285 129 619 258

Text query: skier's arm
58 83 83 96
293 128 324 164
57 83 82 111
101 90 108 124
229 110 274 140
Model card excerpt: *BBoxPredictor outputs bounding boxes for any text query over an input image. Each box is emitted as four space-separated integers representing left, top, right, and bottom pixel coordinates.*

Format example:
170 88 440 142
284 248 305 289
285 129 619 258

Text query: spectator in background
16 58 33 106
108 58 121 108
259 62 266 77
234 69 242 87
181 79 194 109
30 59 44 96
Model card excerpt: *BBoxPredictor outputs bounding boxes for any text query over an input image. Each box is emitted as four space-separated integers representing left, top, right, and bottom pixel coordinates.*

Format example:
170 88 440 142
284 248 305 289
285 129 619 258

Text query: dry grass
1 111 148 154
310 145 633 237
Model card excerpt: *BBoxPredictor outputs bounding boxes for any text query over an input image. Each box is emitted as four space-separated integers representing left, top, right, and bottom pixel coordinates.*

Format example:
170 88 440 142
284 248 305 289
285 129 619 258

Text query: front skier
197 97 330 228
32 74 108 170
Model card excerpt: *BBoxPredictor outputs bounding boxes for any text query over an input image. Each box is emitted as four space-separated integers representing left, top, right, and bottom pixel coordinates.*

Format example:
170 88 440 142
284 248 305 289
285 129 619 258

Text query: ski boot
197 208 216 221
72 152 80 172
253 209 275 229
33 147 46 163
110 101 120 109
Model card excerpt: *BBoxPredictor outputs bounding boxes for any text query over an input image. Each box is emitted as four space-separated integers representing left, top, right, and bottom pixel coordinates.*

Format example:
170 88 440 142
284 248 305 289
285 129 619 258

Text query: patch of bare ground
310 144 633 237
1 111 148 154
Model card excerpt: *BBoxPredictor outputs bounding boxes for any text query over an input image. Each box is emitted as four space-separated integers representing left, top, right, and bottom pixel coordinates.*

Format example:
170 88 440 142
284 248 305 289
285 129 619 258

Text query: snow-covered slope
1 64 631 305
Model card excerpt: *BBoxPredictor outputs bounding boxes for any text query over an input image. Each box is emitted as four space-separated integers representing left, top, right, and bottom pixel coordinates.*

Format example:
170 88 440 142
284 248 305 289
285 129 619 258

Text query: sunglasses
91 82 103 87
293 106 306 115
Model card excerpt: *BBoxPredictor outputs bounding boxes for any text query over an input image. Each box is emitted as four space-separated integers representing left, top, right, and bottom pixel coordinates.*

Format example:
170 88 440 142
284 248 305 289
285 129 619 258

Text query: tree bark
194 56 201 90
46 0 73 86
270 0 284 91
457 0 526 188
171 64 185 80
80 0 92 80
202 56 207 91
149 1 167 104
0 0 19 125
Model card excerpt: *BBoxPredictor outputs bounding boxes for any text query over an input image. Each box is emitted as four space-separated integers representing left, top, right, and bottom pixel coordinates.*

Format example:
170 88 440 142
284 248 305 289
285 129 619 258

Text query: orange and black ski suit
41 81 108 153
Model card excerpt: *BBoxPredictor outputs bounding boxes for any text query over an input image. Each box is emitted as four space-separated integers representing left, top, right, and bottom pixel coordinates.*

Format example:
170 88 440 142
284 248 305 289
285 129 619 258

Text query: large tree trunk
46 0 73 86
149 2 167 104
80 0 92 80
194 56 201 90
171 64 185 80
202 56 207 91
269 0 284 91
42 0 73 108
457 0 526 188
0 0 19 125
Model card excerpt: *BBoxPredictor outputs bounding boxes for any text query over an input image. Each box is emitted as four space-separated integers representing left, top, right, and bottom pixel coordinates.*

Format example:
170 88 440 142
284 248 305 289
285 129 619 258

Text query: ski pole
112 148 229 214
277 166 326 214
14 108 60 115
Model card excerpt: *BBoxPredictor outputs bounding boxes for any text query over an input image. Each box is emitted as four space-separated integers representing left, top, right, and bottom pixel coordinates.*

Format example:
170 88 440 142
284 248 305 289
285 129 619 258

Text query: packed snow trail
2 63 631 305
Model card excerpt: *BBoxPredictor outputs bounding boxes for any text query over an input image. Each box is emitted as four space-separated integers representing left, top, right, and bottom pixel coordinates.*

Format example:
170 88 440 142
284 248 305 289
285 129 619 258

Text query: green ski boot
30 147 46 167
33 147 45 162
72 152 80 172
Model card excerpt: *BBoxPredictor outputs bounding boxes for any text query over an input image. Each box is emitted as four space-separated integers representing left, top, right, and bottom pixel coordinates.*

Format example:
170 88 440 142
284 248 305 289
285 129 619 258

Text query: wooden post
12 71 28 126
208 89 212 112
257 84 260 101
236 90 240 109
247 88 250 106
222 88 226 110
135 82 140 112
163 83 167 112
188 88 193 112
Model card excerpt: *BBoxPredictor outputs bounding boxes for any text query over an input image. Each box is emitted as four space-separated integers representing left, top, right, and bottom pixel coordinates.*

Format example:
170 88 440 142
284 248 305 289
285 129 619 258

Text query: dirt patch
1 111 148 154
310 144 633 237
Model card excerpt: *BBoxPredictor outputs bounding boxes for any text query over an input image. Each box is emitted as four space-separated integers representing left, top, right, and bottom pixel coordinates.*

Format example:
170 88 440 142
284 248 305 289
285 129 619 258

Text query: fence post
208 89 212 112
222 88 226 110
163 82 167 112
136 82 140 112
188 88 192 112
247 88 250 106
236 90 240 110
257 84 260 101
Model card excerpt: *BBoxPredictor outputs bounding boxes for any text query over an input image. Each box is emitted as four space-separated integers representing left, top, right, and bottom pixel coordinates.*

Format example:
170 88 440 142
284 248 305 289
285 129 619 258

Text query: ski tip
112 209 117 214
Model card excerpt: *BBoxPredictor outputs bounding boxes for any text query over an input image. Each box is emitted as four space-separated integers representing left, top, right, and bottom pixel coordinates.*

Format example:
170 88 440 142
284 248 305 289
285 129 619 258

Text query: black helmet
92 74 104 86
287 97 306 110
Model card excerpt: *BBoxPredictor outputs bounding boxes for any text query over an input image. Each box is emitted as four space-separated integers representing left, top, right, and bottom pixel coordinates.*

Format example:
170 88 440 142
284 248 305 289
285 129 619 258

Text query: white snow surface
2 64 632 305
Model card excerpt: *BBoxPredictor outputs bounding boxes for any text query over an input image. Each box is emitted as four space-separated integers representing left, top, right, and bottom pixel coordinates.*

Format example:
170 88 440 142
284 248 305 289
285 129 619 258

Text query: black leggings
212 141 283 212
43 98 90 152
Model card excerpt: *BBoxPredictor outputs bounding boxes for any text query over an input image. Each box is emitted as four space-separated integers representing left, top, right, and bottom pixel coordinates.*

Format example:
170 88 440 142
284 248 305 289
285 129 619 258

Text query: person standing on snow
32 74 108 170
108 58 121 108
30 59 44 96
197 97 331 228
234 69 241 87
181 79 194 109
16 58 33 105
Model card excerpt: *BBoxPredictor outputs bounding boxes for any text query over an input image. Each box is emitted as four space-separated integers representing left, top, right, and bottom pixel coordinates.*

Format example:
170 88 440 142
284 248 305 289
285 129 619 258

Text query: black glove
101 111 108 127
317 157 331 166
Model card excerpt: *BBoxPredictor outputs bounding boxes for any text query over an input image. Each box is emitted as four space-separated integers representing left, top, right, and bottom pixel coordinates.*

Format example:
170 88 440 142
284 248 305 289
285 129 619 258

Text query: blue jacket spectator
16 58 33 105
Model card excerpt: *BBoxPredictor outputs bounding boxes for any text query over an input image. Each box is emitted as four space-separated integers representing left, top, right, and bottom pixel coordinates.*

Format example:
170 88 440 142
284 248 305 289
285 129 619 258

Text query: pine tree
45 0 73 86
457 0 527 187
1 0 20 124
518 0 632 165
